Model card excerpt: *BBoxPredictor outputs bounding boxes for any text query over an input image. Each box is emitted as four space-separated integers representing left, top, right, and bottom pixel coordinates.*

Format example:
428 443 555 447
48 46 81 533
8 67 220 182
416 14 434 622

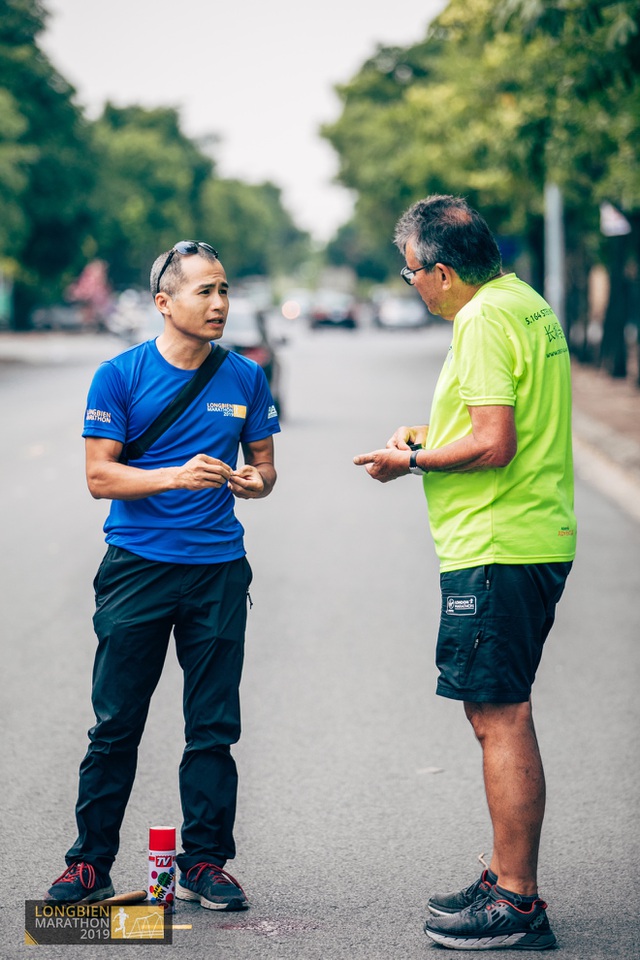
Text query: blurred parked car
31 304 87 331
373 295 432 329
107 289 163 344
309 290 357 330
220 298 284 417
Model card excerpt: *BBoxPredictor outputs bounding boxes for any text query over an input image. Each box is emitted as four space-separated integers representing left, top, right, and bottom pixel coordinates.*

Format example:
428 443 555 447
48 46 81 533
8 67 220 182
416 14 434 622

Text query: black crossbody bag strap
119 346 229 464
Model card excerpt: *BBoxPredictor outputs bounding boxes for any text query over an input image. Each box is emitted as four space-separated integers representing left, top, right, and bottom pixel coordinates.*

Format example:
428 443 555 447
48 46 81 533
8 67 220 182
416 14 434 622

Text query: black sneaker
424 887 557 950
427 868 495 916
45 862 114 904
176 862 248 911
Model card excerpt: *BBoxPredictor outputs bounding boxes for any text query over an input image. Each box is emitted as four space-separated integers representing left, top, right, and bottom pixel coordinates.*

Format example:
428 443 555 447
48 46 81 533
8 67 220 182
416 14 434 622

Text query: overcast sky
40 0 447 241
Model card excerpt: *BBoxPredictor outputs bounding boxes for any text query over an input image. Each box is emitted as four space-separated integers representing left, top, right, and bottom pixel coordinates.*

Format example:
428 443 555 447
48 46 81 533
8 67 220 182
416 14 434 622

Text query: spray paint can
148 825 176 911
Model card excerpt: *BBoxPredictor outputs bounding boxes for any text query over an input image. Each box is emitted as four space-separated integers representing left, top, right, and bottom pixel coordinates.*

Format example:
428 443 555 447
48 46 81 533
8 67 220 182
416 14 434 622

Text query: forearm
413 435 512 473
87 462 180 501
86 444 232 501
413 405 516 473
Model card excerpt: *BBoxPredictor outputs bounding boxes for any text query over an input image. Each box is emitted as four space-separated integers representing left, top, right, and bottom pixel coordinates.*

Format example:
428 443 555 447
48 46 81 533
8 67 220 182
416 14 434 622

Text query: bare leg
464 699 544 896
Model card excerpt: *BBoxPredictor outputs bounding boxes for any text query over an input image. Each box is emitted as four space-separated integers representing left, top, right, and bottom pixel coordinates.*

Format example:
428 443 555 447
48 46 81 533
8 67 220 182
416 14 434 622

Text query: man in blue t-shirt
45 241 280 911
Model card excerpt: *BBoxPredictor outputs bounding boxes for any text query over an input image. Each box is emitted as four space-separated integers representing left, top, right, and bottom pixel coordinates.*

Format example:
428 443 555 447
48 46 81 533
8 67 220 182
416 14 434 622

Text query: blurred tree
322 39 445 279
88 107 309 289
0 0 96 326
322 2 551 281
0 1 312 323
495 0 640 375
89 104 214 289
201 178 310 280
325 218 392 283
496 0 640 90
323 0 640 377
0 88 35 256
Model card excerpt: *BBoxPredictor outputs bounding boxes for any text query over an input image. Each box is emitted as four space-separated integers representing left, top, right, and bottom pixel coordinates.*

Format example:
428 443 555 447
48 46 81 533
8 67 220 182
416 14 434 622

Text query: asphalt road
1 325 639 959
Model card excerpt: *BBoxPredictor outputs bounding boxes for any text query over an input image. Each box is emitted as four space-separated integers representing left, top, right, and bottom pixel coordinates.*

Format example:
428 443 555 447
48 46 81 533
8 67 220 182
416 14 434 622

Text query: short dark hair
394 195 502 285
149 245 220 298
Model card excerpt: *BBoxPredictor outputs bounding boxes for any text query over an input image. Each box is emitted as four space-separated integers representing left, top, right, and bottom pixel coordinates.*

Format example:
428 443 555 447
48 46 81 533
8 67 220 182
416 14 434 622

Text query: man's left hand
228 465 265 498
353 447 411 483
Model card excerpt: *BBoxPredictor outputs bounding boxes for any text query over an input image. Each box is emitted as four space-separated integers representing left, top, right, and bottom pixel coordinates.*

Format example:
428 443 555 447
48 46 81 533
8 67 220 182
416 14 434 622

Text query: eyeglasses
156 241 218 294
400 263 433 286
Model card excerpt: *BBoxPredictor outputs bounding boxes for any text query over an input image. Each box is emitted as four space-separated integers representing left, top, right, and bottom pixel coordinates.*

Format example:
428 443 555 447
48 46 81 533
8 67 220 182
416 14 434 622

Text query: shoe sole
175 882 248 911
45 884 115 905
425 927 557 950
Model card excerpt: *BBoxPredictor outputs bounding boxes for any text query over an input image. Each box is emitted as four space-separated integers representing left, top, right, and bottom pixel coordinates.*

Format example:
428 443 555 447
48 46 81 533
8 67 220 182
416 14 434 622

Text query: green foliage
496 0 640 90
0 0 96 325
322 0 640 283
201 178 310 280
0 0 47 46
325 218 396 282
89 104 214 287
0 0 310 324
0 88 36 256
88 105 310 287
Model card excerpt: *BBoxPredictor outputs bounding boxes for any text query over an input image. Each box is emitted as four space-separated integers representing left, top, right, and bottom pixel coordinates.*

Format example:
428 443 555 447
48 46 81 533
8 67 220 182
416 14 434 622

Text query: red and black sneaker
45 862 114 904
424 886 557 951
176 862 248 911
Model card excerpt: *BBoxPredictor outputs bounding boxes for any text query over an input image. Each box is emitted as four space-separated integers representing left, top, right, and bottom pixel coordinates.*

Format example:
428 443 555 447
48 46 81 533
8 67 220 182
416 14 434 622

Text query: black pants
66 546 252 876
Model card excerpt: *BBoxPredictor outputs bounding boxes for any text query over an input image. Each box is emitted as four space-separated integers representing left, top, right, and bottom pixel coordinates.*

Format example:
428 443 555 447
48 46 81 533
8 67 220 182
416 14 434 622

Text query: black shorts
435 562 572 703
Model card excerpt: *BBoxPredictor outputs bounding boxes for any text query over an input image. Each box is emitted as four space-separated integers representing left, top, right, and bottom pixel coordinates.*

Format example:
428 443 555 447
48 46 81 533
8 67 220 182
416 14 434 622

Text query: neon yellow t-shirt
424 273 577 571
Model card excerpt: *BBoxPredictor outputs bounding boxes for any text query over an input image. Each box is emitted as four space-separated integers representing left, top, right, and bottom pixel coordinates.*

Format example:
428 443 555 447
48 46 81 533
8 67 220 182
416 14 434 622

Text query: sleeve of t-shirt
454 311 517 406
240 365 281 443
82 361 129 441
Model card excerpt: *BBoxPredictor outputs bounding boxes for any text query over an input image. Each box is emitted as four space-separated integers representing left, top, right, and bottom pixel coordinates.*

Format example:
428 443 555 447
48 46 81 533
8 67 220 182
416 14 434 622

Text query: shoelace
469 892 494 915
51 862 96 889
186 862 245 894
465 869 493 899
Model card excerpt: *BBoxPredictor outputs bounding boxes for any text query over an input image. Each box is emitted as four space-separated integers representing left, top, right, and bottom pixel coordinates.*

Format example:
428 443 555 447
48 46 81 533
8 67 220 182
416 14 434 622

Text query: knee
464 700 533 743
88 709 147 751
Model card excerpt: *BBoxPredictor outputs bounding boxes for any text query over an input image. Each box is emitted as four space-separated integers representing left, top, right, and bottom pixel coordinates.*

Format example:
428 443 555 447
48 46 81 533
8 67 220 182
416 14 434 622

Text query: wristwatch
409 448 428 476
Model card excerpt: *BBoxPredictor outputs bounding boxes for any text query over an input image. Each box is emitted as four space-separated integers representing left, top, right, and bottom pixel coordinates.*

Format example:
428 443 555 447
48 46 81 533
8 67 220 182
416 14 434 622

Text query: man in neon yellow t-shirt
355 196 576 951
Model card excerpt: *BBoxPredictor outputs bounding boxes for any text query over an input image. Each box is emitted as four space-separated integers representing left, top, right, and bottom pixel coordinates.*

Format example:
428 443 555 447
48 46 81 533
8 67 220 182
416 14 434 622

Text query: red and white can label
148 826 176 910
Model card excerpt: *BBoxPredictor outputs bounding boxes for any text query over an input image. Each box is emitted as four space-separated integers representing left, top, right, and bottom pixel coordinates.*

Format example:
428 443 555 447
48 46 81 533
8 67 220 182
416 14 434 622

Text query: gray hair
394 195 502 286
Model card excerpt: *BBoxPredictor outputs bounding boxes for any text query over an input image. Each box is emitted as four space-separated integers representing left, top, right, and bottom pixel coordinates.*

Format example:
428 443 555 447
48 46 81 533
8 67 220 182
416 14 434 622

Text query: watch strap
409 448 427 475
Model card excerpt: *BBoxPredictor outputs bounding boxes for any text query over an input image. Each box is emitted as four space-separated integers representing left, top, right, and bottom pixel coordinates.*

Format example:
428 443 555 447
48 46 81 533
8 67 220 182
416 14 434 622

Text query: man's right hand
174 454 232 490
386 425 429 450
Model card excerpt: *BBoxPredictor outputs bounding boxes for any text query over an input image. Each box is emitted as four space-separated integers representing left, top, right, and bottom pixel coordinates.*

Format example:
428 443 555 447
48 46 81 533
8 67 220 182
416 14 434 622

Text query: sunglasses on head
156 241 218 294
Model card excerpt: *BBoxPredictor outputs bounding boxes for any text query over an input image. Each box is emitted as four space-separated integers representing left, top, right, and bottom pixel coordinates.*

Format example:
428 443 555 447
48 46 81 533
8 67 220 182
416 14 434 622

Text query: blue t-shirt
83 340 281 563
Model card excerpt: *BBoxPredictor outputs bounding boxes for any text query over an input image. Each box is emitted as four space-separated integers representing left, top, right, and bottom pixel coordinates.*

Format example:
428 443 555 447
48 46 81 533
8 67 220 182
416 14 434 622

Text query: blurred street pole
544 182 566 330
